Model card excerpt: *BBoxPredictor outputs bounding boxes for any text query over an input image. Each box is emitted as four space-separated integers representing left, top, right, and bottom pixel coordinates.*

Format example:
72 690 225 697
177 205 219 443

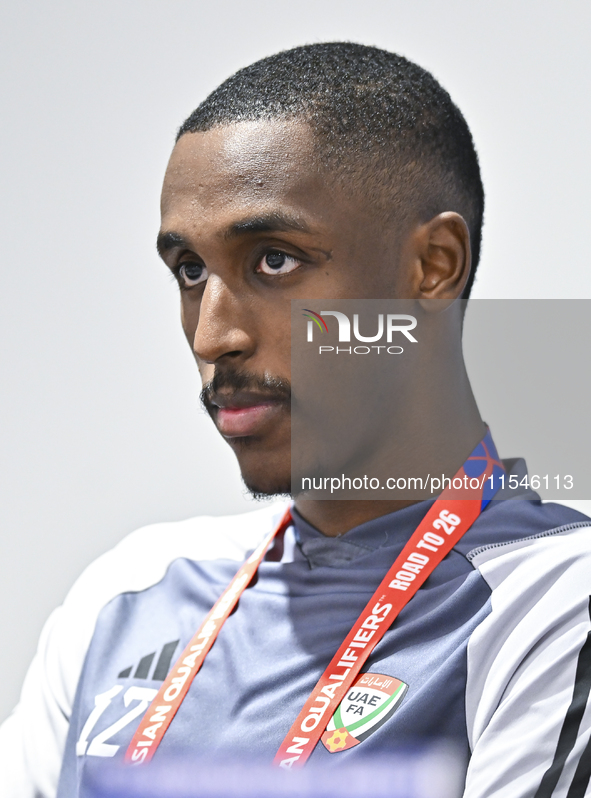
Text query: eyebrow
224 213 311 240
156 231 188 256
156 212 312 256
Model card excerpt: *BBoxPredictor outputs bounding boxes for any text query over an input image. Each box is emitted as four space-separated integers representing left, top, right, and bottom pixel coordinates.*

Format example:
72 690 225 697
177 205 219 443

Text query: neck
294 360 485 537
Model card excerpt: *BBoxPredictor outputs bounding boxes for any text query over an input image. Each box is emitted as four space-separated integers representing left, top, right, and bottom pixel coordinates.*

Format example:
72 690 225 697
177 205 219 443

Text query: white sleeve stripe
467 521 591 564
534 596 591 798
565 732 591 798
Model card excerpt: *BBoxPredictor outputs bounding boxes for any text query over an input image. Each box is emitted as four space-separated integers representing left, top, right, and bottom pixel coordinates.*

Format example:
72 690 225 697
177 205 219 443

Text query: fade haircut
178 42 484 297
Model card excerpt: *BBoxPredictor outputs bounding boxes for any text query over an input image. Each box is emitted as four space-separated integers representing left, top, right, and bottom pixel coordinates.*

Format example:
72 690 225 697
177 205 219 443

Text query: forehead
161 119 329 225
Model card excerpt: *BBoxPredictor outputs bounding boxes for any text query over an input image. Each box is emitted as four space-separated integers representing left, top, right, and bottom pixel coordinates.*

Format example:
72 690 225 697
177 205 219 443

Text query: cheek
180 301 212 383
181 297 215 385
198 362 214 386
256 310 292 374
180 297 199 347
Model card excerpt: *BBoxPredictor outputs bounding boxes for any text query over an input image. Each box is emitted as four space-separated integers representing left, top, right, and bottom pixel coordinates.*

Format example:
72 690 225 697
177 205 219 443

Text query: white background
1 0 590 722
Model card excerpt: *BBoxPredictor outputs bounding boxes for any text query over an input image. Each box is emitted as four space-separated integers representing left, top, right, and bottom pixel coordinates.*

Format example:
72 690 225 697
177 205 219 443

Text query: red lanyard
126 431 503 766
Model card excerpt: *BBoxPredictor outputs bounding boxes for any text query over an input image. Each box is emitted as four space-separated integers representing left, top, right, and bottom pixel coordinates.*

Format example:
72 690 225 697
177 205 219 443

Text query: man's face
158 119 412 495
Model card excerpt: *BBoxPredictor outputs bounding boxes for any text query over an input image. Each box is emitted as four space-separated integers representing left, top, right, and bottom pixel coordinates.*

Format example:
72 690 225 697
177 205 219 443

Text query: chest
58 554 490 795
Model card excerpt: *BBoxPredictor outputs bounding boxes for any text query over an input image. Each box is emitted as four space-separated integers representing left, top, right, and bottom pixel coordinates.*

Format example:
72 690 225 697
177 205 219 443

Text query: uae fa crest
322 672 408 753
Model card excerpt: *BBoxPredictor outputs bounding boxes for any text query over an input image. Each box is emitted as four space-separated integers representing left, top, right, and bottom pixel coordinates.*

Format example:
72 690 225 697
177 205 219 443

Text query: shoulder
61 499 289 733
462 505 591 795
62 500 290 650
464 501 591 672
465 512 591 687
464 506 591 790
0 501 290 798
466 501 591 591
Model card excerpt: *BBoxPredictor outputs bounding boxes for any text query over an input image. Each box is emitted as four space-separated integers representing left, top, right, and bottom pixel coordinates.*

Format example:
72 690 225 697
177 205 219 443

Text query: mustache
200 368 291 412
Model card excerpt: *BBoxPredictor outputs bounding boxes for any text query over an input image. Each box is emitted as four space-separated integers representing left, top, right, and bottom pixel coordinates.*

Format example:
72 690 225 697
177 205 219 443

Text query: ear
409 212 472 308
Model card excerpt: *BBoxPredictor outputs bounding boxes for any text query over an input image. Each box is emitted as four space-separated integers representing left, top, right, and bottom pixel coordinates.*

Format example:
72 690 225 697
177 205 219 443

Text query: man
2 43 590 798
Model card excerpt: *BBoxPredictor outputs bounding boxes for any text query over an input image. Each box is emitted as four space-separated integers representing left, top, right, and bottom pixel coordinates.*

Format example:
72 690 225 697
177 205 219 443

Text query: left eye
179 261 208 286
256 252 301 275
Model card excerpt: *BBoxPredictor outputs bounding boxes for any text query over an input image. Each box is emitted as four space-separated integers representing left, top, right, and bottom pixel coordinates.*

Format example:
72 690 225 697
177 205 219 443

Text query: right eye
179 261 208 287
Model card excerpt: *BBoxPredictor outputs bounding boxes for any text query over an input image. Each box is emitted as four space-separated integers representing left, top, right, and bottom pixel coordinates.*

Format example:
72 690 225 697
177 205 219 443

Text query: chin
241 470 292 499
244 482 292 500
235 455 291 498
229 435 292 498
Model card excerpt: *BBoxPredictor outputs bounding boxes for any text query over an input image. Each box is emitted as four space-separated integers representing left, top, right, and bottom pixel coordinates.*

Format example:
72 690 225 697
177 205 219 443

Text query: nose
191 274 255 365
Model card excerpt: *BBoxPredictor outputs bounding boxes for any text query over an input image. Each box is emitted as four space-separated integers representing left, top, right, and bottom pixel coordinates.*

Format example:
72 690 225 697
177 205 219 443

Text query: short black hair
178 43 484 297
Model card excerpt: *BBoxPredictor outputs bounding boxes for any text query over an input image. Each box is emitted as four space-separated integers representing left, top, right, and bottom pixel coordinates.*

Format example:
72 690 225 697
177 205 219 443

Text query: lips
209 390 288 438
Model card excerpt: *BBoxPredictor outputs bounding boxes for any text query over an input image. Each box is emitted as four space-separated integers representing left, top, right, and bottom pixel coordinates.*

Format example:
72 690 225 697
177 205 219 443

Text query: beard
244 483 293 501
200 367 292 498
